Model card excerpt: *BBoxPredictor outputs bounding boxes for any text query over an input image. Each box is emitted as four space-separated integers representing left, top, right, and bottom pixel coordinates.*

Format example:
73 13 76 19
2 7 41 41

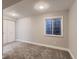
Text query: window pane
46 19 52 34
53 18 61 35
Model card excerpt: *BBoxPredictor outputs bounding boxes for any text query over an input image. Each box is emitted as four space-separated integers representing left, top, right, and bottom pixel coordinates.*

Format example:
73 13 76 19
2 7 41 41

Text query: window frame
44 16 63 37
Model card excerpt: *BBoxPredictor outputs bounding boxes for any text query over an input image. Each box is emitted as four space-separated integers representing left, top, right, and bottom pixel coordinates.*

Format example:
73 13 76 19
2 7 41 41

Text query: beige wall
16 17 32 41
69 1 77 59
16 11 69 48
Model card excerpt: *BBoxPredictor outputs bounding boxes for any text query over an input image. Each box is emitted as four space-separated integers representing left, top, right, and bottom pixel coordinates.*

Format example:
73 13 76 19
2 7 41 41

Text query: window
44 16 63 37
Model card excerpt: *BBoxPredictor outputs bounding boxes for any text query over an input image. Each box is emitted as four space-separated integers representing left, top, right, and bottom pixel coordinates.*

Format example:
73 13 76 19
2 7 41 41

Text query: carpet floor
3 41 72 59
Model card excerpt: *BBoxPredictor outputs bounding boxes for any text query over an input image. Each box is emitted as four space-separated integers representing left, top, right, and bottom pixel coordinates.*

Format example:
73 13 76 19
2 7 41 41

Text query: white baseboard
16 39 75 59
67 50 75 59
16 39 68 51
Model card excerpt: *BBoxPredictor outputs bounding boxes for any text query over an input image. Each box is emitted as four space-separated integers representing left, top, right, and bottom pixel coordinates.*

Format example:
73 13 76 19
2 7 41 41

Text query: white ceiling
3 0 75 19
3 0 22 9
